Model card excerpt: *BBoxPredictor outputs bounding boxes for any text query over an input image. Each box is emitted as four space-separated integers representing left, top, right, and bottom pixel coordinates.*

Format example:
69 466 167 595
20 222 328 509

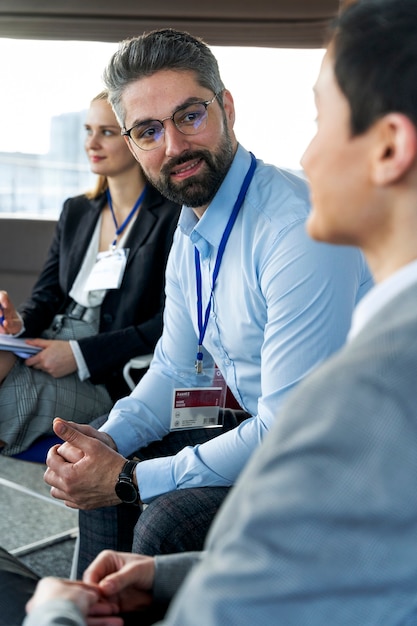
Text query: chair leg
70 533 80 580
10 527 78 558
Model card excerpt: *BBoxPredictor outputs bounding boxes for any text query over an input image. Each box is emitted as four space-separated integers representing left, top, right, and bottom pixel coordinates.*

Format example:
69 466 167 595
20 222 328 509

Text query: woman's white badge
84 248 129 291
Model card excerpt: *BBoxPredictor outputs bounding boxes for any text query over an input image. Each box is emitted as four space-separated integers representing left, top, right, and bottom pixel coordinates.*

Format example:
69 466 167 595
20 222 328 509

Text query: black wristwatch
115 460 140 505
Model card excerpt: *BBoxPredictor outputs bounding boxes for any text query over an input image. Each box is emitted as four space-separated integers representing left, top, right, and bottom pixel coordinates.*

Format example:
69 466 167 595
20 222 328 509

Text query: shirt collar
348 258 417 341
178 144 252 260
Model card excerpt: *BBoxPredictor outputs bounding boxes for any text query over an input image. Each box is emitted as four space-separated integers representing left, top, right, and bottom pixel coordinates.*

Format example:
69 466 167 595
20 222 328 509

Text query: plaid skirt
0 309 113 456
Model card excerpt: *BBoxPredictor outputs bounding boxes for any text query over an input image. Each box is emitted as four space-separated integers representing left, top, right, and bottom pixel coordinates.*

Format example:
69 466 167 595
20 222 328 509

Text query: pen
0 305 4 326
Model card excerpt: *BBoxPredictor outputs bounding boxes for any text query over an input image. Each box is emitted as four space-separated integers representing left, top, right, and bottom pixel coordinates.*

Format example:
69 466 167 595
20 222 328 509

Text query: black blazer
20 185 180 401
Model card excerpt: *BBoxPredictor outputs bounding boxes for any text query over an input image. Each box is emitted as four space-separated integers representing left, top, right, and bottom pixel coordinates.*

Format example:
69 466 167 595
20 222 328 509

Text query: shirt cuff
153 552 203 604
69 340 91 381
136 456 176 503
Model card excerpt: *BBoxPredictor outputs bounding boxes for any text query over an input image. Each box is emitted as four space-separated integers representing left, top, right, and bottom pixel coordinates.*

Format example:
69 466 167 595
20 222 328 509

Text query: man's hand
44 418 128 510
0 290 22 335
25 339 77 377
84 550 155 614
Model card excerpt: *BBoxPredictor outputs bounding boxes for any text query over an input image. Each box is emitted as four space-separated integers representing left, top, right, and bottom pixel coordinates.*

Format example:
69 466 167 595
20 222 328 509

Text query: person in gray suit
3 0 417 623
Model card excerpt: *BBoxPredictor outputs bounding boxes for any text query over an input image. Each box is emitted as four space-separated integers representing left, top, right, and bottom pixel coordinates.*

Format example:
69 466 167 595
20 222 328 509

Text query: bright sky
0 39 324 170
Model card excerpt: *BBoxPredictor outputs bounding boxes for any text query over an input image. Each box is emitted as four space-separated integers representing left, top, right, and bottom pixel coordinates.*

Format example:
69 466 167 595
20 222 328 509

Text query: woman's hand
0 290 23 335
26 577 124 626
24 339 77 377
26 577 100 616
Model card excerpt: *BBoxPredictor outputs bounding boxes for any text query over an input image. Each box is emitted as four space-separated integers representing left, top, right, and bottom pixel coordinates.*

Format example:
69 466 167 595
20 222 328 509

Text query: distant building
0 110 94 217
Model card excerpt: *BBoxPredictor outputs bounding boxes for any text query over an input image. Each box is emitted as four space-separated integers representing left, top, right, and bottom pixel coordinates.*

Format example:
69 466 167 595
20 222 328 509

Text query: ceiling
0 1 340 48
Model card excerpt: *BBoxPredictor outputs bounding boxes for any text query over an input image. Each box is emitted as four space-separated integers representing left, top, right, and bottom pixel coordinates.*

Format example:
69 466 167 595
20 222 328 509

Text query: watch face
115 479 137 504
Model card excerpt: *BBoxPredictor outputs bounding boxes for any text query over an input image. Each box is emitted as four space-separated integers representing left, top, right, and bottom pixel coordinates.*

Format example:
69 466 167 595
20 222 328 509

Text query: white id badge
84 248 129 291
170 368 227 431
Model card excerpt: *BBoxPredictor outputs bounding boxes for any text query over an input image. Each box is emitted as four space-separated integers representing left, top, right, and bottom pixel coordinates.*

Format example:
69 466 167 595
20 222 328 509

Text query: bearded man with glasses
44 28 372 579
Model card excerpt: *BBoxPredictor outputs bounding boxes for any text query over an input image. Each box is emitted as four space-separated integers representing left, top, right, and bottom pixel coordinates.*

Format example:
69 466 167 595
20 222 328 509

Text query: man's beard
144 129 235 208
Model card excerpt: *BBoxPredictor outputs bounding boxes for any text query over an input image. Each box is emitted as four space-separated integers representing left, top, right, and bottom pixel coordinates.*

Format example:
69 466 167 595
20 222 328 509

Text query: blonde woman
0 92 180 456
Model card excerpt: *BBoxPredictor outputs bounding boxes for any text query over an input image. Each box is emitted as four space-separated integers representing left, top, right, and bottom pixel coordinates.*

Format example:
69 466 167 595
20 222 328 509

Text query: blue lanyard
106 186 147 249
194 153 257 373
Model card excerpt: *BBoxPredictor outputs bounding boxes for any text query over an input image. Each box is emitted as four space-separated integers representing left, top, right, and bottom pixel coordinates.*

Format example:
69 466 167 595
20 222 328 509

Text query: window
0 39 324 217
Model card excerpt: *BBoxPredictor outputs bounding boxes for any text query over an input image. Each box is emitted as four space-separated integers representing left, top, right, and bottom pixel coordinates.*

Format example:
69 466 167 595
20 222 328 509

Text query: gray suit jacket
161 280 417 624
21 282 417 625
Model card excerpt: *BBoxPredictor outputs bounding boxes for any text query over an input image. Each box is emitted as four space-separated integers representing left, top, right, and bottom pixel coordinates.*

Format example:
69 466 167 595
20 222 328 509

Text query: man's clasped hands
27 550 156 626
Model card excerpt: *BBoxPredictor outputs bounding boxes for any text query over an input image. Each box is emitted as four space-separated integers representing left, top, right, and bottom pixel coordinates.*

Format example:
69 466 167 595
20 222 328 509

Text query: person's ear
371 113 417 186
221 90 236 128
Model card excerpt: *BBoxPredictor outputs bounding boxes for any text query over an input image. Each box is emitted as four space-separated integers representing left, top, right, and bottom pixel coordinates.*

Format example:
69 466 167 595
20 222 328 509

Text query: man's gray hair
103 28 225 127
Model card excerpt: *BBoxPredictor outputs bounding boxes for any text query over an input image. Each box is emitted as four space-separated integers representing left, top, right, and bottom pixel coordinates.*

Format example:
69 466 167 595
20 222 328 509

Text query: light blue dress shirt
101 145 372 502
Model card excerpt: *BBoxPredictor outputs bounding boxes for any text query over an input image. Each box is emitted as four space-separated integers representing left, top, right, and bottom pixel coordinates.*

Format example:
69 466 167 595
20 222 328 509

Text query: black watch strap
119 460 138 480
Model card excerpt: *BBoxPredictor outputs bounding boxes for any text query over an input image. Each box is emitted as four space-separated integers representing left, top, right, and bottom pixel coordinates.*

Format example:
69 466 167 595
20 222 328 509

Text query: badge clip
195 346 204 374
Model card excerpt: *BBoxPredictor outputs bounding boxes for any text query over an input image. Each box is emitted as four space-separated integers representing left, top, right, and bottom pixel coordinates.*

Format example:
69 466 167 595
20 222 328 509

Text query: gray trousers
77 409 249 577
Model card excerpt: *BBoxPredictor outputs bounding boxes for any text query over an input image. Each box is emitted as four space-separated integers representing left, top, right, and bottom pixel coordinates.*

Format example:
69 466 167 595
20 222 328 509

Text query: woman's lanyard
106 186 147 250
194 153 257 373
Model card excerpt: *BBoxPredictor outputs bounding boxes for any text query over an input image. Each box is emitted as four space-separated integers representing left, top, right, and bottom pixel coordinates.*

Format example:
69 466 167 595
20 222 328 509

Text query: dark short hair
103 28 225 128
329 0 417 136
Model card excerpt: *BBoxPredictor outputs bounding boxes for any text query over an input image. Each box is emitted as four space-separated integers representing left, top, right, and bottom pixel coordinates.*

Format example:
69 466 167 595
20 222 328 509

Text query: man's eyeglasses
122 93 219 151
